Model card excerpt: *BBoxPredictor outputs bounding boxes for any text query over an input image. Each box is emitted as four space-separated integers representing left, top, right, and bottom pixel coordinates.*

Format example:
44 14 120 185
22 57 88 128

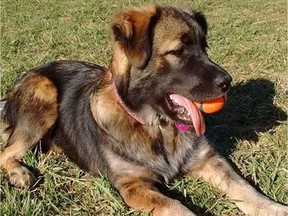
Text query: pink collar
110 73 191 132
111 75 145 125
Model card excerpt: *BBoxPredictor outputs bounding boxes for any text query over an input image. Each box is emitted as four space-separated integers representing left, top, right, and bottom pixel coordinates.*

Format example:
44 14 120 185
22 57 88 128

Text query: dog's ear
193 11 208 35
111 6 159 69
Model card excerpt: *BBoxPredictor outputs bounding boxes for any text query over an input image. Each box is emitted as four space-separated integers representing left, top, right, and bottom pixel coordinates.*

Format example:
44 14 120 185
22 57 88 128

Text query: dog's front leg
187 144 288 216
113 175 196 216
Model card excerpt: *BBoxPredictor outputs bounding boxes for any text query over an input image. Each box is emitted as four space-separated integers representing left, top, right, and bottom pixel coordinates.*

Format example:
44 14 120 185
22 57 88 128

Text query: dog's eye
170 47 184 56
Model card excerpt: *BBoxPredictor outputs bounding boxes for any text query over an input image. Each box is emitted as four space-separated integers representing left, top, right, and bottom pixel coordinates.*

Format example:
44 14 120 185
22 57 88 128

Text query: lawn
0 0 287 215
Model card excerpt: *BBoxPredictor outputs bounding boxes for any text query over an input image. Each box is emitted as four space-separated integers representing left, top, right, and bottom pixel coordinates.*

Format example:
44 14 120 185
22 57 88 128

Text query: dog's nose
214 74 232 91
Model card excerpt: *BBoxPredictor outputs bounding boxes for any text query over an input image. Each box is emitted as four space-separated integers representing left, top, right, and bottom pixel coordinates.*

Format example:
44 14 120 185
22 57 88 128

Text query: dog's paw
258 202 288 216
153 200 197 216
247 201 288 216
7 166 36 188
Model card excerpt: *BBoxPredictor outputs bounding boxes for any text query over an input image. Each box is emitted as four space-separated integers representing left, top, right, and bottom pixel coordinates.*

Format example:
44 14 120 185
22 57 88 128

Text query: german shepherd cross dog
1 5 287 216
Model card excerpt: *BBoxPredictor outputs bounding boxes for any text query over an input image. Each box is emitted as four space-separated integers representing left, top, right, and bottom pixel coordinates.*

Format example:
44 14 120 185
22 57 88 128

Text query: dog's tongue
170 94 206 137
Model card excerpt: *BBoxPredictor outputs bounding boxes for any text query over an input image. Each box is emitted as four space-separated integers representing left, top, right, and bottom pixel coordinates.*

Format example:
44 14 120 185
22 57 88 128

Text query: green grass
1 0 287 215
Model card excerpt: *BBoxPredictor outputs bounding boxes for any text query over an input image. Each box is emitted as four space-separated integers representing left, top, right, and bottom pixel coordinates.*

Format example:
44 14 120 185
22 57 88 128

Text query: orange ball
194 96 225 114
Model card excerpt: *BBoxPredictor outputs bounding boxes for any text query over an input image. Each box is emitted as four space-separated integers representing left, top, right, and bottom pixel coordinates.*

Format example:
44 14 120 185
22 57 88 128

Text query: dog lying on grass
1 5 287 216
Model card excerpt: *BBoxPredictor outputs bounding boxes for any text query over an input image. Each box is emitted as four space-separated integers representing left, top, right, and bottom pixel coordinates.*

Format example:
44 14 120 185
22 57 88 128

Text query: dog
1 5 287 216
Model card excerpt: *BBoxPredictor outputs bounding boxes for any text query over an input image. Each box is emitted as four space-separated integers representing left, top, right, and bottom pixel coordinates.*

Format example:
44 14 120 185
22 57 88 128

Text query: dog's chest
103 124 201 182
141 127 199 181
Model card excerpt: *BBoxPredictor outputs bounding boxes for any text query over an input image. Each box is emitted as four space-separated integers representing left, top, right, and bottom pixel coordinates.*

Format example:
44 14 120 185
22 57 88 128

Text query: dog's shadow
166 78 287 215
205 78 286 156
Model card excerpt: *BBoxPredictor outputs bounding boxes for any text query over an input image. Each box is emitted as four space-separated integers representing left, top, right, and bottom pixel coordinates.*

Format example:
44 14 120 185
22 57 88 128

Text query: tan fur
90 83 138 140
158 39 182 55
111 6 157 68
189 147 288 216
110 42 131 76
153 14 189 52
9 73 57 104
27 74 57 102
6 73 58 131
4 158 36 188
154 39 183 67
1 122 11 145
0 137 30 167
1 73 58 187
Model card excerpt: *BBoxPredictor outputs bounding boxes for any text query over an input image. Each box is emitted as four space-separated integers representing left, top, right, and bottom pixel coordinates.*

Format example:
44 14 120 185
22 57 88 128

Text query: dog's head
110 6 232 136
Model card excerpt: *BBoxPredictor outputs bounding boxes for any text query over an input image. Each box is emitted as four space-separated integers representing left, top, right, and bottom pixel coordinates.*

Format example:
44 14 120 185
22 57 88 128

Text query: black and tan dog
1 5 287 216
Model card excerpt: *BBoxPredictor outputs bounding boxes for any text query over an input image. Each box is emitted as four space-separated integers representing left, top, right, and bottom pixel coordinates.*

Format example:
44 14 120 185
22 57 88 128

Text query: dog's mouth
167 94 205 136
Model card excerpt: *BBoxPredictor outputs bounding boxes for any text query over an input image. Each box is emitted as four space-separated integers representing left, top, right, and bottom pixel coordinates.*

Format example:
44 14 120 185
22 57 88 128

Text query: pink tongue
170 94 206 137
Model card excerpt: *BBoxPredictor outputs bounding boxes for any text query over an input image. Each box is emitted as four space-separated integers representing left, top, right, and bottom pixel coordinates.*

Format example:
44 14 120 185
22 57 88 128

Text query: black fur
36 61 108 174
